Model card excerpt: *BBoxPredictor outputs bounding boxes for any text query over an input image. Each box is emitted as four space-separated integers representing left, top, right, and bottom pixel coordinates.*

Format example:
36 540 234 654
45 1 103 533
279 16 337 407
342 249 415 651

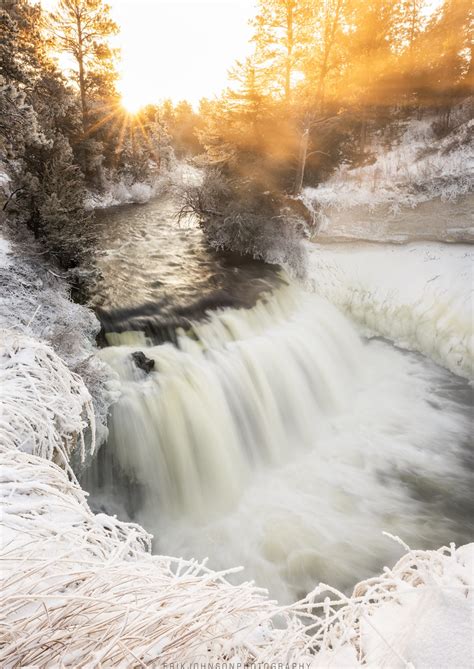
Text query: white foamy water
87 285 472 602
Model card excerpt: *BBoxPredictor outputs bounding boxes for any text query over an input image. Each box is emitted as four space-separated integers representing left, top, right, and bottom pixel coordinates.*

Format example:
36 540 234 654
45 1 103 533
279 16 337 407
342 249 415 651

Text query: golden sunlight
40 0 443 108
119 86 147 114
40 0 256 106
112 0 256 107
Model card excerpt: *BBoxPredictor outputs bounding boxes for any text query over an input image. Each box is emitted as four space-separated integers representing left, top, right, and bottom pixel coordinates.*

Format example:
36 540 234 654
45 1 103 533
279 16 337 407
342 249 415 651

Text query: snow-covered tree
1 1 91 269
47 0 119 130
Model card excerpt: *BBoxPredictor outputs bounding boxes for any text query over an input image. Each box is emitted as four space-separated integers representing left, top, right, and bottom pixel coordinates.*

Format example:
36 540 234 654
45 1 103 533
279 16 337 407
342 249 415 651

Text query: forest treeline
0 0 472 271
208 0 472 193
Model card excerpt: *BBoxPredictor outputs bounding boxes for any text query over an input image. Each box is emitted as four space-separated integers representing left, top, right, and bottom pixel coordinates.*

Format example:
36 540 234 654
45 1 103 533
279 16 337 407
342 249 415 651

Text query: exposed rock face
131 351 155 374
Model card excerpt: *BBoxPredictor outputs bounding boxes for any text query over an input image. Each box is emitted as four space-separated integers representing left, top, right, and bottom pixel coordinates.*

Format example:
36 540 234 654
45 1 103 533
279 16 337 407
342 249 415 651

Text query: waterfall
98 287 364 519
86 283 472 602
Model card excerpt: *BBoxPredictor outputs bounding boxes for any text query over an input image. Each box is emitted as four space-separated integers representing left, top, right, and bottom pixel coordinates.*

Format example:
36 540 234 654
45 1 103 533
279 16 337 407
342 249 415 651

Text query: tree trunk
78 56 87 130
285 1 294 102
75 11 87 130
318 0 343 114
293 126 309 195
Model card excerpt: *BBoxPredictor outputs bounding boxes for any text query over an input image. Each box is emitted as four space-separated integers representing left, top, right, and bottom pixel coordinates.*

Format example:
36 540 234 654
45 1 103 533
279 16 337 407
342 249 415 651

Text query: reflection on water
90 196 280 340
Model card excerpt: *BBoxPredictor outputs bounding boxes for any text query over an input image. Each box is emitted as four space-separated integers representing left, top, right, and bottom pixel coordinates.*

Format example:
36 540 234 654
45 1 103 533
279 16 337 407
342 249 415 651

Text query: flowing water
83 195 473 603
89 196 281 342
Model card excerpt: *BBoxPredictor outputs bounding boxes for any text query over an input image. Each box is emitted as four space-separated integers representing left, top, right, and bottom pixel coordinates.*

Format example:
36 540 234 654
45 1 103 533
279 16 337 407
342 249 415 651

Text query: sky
41 0 257 110
113 0 257 109
40 0 443 112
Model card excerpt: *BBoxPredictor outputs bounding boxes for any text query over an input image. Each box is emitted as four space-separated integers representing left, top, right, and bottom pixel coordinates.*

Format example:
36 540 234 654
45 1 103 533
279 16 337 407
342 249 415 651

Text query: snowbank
305 117 473 211
312 540 473 668
1 330 472 667
307 242 473 379
303 108 474 242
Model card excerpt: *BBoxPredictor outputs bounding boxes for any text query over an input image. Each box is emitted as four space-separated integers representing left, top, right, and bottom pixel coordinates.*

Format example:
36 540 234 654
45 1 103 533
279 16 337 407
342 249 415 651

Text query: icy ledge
1 331 472 667
307 241 473 380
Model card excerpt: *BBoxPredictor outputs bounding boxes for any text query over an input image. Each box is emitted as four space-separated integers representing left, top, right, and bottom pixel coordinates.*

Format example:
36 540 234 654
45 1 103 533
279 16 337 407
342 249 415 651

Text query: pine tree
1 0 91 269
401 0 426 53
343 0 403 105
47 0 119 130
303 0 347 113
35 134 92 267
429 0 473 104
227 58 268 139
251 0 315 102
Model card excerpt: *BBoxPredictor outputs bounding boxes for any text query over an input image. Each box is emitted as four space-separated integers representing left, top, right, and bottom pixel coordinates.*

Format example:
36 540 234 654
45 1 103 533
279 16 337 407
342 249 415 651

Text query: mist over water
84 283 473 603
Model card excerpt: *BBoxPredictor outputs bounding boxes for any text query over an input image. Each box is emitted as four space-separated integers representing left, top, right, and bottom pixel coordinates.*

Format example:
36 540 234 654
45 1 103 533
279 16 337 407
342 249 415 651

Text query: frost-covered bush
85 152 185 209
0 233 116 445
128 181 152 203
0 331 95 469
179 169 308 278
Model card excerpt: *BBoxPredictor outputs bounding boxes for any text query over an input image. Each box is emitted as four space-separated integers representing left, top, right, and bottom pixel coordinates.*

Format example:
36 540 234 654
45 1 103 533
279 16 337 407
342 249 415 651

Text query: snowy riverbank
307 241 473 380
85 162 202 209
0 234 116 444
302 104 474 244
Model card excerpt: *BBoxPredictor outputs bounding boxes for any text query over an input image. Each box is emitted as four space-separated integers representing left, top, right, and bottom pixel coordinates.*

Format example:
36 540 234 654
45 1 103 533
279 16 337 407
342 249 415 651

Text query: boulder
131 351 155 374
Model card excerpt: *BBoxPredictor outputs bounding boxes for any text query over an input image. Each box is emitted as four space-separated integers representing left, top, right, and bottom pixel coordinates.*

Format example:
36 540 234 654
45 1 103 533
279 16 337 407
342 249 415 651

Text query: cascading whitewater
98 287 363 519
89 283 473 602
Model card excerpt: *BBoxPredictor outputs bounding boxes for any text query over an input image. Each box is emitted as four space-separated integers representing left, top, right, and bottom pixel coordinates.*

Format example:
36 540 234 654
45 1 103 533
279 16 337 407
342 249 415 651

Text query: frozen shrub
179 168 308 278
129 181 153 203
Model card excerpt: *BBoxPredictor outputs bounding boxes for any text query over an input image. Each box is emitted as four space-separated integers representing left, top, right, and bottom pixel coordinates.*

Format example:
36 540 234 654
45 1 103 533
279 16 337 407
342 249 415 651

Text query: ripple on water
89 196 281 340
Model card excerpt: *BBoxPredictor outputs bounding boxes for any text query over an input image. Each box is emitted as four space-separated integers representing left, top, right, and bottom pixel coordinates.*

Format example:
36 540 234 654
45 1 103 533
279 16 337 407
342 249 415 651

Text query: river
81 194 473 603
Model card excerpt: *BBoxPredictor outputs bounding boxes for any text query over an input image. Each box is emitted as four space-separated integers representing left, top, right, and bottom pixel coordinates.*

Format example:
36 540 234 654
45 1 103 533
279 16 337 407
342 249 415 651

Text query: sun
120 89 145 115
118 71 154 114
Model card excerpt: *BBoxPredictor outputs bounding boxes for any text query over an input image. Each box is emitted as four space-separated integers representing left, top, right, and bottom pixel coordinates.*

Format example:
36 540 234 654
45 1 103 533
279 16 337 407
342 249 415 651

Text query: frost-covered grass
303 106 474 232
0 333 95 469
0 233 116 444
307 241 473 379
0 328 472 667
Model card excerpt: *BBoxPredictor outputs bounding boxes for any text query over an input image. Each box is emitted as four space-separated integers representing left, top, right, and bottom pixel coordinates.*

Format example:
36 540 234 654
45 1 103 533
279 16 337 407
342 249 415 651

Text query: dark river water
83 194 473 603
90 196 281 341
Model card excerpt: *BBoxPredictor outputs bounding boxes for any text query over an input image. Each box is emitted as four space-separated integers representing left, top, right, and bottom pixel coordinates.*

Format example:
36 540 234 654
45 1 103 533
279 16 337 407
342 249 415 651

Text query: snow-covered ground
1 331 472 666
307 241 473 380
303 103 474 243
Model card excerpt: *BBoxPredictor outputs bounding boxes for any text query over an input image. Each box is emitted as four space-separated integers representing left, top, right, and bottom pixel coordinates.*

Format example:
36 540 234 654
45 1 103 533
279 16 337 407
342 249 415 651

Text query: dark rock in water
131 351 155 374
